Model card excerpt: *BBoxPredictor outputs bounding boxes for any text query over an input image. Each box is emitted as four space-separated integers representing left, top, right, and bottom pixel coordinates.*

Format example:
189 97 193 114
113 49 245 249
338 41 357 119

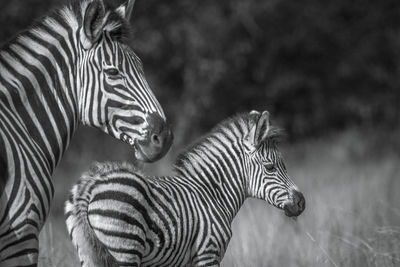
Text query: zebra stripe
65 111 305 267
0 0 172 266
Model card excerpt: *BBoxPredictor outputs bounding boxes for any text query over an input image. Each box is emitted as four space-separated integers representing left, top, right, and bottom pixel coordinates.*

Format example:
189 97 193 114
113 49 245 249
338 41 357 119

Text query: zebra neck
0 15 80 171
175 142 247 222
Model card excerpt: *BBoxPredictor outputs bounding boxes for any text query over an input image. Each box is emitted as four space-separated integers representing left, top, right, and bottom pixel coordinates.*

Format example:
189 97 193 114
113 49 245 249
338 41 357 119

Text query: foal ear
80 0 109 50
115 0 136 22
248 111 271 147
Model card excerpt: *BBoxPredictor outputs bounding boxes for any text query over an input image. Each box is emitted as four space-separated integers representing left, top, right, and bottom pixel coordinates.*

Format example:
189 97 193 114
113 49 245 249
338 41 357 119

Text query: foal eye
104 68 120 76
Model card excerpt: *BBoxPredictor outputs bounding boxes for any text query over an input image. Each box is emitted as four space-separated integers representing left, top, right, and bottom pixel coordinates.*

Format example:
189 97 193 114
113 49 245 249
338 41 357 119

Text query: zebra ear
115 0 136 22
249 111 271 147
80 0 108 50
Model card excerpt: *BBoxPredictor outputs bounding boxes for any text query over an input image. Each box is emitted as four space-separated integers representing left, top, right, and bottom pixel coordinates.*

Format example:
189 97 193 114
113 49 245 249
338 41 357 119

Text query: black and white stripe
0 1 172 266
65 111 305 267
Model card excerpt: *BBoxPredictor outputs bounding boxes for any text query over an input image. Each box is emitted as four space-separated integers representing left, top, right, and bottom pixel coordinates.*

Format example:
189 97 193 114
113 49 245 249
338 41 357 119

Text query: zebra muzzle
283 190 305 217
134 113 173 162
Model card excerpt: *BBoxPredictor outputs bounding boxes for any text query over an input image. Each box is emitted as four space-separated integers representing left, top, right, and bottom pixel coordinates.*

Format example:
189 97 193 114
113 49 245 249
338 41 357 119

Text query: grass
38 128 400 267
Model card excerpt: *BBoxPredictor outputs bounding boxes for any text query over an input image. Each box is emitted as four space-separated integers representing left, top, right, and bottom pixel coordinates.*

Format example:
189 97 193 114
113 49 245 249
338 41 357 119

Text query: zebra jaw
121 133 135 146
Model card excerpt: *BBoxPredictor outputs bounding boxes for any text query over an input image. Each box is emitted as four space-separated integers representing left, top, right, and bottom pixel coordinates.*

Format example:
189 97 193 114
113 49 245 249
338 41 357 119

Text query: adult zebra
65 111 305 267
0 0 173 266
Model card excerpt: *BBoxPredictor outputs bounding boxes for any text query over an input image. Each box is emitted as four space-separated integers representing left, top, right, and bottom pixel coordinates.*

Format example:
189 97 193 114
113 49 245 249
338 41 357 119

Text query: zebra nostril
151 134 161 146
298 195 305 210
136 113 173 162
293 190 305 214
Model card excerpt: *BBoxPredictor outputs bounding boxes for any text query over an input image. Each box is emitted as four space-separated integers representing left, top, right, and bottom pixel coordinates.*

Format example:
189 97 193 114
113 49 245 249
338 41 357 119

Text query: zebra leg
0 190 42 267
0 219 39 267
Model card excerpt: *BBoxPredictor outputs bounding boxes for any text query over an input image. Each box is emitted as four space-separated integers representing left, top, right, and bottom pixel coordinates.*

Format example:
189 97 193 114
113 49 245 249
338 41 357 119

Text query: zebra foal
65 111 306 267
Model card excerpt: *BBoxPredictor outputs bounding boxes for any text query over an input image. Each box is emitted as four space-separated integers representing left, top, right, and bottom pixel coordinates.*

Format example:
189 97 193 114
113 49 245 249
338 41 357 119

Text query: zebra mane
173 112 283 172
1 0 131 48
85 161 142 178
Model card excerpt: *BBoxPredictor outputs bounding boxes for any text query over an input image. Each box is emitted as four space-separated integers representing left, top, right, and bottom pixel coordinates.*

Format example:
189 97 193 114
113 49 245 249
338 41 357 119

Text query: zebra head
77 0 172 162
244 111 305 217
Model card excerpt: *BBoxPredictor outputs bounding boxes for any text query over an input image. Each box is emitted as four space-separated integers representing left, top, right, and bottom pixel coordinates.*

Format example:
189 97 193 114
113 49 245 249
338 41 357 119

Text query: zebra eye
264 163 276 172
104 68 120 76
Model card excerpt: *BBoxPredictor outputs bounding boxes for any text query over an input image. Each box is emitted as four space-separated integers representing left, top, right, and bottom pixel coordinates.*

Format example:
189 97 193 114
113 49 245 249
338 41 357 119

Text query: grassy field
38 128 400 267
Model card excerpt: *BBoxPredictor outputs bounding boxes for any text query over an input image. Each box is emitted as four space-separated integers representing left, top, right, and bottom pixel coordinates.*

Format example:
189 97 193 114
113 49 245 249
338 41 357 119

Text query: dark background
1 0 400 266
2 0 400 143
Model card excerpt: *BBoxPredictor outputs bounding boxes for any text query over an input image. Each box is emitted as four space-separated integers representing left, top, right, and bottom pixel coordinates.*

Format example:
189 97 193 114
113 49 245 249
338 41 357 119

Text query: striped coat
66 111 305 267
0 0 172 266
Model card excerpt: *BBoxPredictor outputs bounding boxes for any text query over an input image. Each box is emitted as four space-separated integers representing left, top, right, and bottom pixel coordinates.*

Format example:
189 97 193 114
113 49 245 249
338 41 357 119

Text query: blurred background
2 0 400 266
